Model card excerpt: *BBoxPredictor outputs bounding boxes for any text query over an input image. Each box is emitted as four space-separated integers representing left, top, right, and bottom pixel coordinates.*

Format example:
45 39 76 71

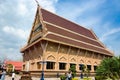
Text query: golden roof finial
35 0 40 6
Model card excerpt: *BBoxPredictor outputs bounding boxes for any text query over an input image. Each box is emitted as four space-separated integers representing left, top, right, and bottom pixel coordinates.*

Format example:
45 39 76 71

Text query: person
67 72 72 80
0 70 6 80
12 72 15 80
65 73 68 80
80 72 83 79
57 72 59 78
0 71 2 79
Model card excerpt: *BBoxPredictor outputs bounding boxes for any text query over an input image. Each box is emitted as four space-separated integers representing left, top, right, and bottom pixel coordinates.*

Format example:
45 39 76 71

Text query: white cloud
0 0 59 60
15 0 58 16
100 27 120 42
17 2 28 16
38 0 58 13
3 26 29 40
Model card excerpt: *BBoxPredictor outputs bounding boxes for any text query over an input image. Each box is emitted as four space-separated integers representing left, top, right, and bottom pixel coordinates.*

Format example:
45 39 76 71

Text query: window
79 64 84 70
59 63 66 70
94 66 97 71
37 62 41 69
31 63 35 69
70 64 76 68
46 62 55 69
87 65 91 70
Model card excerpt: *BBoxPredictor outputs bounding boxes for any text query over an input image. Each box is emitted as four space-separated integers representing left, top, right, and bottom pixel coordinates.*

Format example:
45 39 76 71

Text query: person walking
0 71 2 79
80 72 83 79
0 70 6 80
12 72 15 80
65 72 68 80
67 72 72 80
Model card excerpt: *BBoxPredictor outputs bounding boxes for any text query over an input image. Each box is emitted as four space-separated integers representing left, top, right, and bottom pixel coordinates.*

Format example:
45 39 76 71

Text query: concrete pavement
5 75 61 80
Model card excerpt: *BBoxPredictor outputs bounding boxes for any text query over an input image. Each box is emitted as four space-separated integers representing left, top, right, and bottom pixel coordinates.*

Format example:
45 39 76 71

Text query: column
55 62 59 71
76 64 79 72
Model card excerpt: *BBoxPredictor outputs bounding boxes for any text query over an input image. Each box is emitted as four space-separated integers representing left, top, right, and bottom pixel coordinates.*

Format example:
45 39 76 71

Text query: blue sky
0 0 120 60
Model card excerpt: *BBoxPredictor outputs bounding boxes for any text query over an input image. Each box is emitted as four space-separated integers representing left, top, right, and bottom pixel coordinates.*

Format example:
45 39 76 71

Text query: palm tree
96 56 120 80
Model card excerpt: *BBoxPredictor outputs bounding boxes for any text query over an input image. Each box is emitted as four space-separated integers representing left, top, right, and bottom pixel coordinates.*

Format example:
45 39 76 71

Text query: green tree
69 65 76 78
81 64 86 73
96 56 120 80
7 64 13 75
81 65 90 79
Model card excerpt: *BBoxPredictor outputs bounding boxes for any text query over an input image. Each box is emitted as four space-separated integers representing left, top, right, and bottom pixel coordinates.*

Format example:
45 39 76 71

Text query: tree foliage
69 65 76 78
7 64 13 74
96 56 120 80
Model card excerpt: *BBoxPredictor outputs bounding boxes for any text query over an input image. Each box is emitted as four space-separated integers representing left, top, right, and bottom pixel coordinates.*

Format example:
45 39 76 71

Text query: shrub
60 75 66 80
95 76 102 80
96 56 120 79
106 78 112 80
95 76 106 80
83 77 92 80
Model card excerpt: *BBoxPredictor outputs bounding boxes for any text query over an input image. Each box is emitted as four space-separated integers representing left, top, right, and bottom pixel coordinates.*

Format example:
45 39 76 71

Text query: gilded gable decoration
59 57 67 61
71 58 76 62
47 55 55 60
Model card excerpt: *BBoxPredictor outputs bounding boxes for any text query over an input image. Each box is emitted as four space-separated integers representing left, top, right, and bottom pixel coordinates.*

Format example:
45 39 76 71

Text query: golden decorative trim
27 7 40 44
47 55 56 60
20 38 42 52
59 57 67 61
38 6 47 34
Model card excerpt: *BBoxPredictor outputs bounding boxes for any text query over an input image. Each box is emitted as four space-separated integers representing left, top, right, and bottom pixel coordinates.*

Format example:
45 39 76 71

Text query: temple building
20 5 113 77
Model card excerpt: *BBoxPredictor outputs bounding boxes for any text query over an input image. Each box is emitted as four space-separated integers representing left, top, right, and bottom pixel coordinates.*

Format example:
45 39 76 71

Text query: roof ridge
89 29 106 48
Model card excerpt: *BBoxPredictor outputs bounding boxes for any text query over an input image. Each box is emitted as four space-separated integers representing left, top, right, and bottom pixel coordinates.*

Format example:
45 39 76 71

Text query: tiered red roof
5 61 23 71
21 6 113 56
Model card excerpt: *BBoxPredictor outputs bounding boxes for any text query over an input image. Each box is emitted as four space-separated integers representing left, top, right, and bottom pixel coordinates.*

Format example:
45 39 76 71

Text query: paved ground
5 75 94 80
5 75 61 80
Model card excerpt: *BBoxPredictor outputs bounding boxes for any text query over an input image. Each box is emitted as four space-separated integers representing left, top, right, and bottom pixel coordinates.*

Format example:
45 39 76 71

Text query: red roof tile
41 9 97 39
5 61 23 71
45 24 104 48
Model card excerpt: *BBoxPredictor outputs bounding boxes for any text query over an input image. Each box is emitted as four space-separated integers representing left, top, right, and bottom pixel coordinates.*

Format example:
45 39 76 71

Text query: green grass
83 77 92 80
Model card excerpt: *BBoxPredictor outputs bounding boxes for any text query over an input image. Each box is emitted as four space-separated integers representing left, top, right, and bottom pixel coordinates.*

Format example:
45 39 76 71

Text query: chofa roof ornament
35 0 40 6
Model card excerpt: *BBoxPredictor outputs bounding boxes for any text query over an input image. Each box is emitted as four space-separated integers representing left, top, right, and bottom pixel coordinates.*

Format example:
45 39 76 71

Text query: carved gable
28 7 44 44
59 57 67 61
